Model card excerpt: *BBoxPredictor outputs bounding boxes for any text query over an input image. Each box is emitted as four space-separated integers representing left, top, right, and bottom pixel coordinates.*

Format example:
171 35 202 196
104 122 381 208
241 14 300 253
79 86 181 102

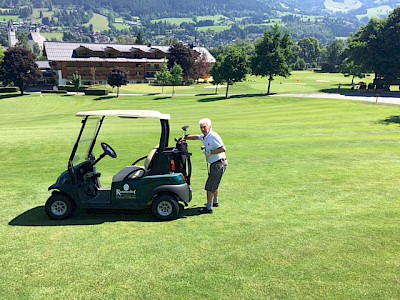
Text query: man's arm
209 145 226 155
184 135 199 140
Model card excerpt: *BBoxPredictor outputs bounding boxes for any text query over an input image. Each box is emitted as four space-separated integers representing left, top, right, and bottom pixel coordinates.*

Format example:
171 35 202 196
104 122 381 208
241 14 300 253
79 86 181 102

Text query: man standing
185 118 227 214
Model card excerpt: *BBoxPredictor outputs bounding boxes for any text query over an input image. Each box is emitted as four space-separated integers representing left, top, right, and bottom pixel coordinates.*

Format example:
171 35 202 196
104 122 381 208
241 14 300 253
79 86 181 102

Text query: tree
376 8 400 82
0 45 4 62
347 18 383 78
136 31 144 45
16 32 29 49
292 57 307 70
72 72 81 94
251 25 297 94
211 41 255 60
107 68 128 97
320 39 346 72
341 57 366 84
192 52 212 82
169 62 183 97
210 62 223 95
155 62 171 94
168 42 199 82
347 8 400 85
32 43 41 56
297 37 322 68
0 46 41 95
210 48 249 98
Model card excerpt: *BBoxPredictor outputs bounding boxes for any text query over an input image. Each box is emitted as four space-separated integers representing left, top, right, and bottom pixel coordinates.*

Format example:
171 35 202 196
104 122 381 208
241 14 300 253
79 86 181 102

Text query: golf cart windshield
71 116 101 165
69 110 171 168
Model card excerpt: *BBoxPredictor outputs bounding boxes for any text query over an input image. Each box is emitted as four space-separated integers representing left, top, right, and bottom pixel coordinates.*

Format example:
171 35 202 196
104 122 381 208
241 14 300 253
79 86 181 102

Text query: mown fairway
0 86 399 299
101 71 355 95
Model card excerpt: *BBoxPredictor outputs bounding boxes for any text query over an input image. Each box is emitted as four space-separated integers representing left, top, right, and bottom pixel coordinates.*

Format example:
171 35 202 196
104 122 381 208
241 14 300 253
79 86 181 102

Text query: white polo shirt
199 129 226 164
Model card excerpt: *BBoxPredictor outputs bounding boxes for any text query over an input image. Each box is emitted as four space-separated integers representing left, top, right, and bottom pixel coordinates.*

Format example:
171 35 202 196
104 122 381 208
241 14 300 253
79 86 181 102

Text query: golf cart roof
75 110 170 120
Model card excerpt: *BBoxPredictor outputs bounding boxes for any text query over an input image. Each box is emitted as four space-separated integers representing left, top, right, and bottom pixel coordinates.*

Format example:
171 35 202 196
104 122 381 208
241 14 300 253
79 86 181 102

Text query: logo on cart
116 184 136 199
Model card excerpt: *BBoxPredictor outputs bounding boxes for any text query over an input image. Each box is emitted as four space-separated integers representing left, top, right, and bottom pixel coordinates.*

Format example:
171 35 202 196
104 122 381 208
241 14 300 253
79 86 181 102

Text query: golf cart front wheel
45 193 75 220
152 195 179 221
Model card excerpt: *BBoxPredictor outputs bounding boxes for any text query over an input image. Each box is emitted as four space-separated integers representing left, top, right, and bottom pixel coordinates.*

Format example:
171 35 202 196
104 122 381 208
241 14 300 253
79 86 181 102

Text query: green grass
0 15 21 22
112 22 130 30
84 13 110 32
196 25 230 32
0 80 399 299
151 17 194 25
41 32 63 41
197 15 229 22
98 71 369 96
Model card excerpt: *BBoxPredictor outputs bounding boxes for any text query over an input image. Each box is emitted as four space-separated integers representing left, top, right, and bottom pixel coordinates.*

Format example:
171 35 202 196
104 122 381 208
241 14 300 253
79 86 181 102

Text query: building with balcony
43 41 215 86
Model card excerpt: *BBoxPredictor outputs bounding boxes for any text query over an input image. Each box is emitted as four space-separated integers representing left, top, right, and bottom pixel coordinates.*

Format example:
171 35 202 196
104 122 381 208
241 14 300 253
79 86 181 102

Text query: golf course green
0 72 399 299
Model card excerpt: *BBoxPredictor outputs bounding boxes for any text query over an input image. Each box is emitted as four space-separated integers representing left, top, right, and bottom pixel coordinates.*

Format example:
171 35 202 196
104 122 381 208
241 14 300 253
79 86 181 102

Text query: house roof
36 60 51 69
43 41 215 63
44 42 169 61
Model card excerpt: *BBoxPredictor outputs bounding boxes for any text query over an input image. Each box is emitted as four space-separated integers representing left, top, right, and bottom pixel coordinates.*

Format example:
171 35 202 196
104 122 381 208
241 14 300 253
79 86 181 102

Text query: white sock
213 198 218 204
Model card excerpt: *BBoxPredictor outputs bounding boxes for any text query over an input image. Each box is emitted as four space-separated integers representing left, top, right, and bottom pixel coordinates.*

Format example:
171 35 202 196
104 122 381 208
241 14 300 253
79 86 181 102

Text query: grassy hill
83 13 110 32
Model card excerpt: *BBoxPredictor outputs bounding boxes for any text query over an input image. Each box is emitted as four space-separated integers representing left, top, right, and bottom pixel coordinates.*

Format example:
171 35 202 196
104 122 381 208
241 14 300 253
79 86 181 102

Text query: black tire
45 193 75 220
151 195 179 221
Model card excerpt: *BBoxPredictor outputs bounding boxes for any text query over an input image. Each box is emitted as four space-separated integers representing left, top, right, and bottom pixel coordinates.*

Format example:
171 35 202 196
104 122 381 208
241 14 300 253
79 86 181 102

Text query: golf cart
45 110 192 221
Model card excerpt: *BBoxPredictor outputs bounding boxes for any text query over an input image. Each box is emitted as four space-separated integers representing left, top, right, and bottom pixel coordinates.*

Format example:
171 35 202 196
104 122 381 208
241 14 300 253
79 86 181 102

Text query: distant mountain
0 0 397 17
1 0 397 47
281 0 398 16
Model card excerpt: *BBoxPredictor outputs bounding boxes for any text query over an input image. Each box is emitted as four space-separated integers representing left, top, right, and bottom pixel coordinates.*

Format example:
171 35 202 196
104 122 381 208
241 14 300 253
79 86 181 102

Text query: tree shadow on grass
153 96 172 100
320 88 346 94
379 115 400 126
197 93 268 102
94 95 116 101
8 205 202 226
195 93 217 96
320 87 400 98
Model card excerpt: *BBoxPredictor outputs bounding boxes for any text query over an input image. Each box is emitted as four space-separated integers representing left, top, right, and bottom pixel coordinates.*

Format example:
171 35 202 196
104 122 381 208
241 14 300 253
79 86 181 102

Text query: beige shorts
205 159 227 192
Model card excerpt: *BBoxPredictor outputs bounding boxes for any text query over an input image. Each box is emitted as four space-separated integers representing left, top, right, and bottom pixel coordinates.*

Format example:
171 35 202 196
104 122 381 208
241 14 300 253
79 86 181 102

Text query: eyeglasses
200 125 208 129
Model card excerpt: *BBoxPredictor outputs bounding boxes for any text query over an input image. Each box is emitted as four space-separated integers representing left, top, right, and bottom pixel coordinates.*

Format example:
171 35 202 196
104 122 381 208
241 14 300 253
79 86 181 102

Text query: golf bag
171 139 192 184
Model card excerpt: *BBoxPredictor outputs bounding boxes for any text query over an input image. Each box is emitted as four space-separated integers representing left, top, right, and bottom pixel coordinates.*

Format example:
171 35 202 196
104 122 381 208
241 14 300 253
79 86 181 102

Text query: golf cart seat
112 146 158 182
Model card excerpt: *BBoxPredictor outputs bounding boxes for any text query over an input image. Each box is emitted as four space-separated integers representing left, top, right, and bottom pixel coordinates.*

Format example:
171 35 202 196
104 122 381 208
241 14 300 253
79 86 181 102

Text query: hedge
58 85 89 92
41 90 68 94
0 87 19 93
84 89 108 96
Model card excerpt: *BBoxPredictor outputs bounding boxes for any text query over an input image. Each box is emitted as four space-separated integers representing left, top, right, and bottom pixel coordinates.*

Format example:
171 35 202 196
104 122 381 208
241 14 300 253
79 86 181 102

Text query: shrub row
84 89 108 95
41 90 68 94
0 87 19 93
58 85 89 92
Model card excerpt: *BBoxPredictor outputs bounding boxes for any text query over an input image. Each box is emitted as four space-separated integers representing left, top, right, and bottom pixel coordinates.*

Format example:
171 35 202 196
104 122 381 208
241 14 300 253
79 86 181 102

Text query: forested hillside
0 0 277 17
0 0 397 48
1 0 397 17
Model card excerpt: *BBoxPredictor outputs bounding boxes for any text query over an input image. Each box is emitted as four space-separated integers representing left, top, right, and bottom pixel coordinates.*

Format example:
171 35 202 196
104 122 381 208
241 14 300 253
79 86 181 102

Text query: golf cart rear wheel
45 193 75 220
152 195 179 221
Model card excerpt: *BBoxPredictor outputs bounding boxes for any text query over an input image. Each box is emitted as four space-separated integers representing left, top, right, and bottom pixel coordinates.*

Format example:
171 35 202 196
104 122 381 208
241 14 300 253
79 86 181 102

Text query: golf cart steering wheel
101 142 117 158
